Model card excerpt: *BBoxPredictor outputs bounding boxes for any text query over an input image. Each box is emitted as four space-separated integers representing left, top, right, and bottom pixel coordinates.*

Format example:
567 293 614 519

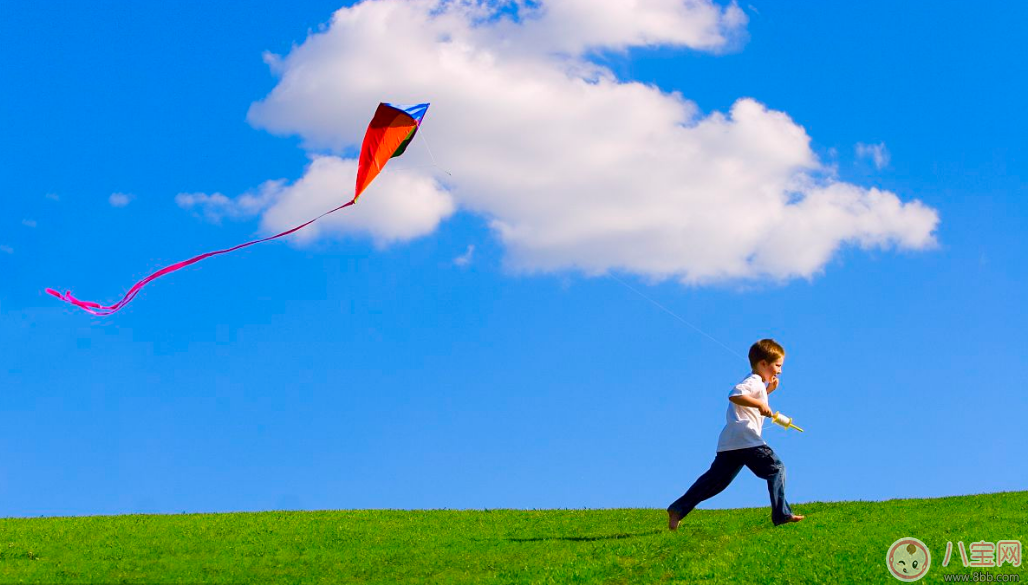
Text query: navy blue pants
667 445 794 525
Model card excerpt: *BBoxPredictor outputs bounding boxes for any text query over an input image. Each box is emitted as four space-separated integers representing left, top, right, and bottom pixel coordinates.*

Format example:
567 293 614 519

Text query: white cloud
259 157 455 247
179 158 454 246
109 192 135 207
45 192 60 201
510 0 749 54
176 180 285 224
454 244 475 267
197 0 937 284
0 245 13 254
856 141 890 170
21 219 37 228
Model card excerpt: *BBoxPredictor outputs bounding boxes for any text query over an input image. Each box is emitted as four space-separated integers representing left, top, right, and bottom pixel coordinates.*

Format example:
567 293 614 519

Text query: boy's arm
766 375 780 395
729 393 773 417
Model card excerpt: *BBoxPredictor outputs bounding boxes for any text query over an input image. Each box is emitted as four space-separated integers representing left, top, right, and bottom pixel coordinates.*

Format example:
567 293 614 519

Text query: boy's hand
767 375 780 393
759 402 773 418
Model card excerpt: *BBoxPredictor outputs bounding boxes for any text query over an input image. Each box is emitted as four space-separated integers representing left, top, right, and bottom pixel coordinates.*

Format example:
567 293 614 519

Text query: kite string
608 273 746 361
420 121 737 361
373 129 450 177
417 127 451 177
414 123 737 361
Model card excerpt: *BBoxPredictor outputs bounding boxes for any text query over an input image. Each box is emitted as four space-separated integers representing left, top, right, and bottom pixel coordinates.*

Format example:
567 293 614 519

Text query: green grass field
1 491 1025 583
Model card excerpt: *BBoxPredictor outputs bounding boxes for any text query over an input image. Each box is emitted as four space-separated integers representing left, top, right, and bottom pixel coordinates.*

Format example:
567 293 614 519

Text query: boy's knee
750 447 785 478
765 449 785 470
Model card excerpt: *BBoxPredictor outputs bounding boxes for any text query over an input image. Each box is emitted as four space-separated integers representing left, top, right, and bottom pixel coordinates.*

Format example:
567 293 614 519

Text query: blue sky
1 1 1025 517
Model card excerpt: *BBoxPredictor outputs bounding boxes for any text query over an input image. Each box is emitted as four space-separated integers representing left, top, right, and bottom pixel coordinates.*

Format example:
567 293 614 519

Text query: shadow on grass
506 529 662 543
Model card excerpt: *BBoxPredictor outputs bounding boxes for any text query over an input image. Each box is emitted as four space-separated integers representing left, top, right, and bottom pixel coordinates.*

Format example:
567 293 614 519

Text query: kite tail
46 199 356 316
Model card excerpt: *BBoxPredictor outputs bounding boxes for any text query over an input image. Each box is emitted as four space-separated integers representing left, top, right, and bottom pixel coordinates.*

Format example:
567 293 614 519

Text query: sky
1 0 1025 518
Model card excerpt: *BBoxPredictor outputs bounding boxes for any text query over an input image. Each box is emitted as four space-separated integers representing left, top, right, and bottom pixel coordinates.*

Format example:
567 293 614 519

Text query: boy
667 338 804 530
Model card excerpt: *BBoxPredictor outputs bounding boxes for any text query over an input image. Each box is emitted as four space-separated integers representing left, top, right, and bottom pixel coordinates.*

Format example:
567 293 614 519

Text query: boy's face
755 357 784 383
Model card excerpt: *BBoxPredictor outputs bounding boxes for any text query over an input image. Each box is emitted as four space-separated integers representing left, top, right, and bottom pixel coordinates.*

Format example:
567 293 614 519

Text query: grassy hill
1 491 1025 583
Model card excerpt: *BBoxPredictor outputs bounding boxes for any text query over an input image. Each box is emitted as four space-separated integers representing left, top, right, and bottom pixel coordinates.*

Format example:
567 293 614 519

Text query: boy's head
749 339 785 382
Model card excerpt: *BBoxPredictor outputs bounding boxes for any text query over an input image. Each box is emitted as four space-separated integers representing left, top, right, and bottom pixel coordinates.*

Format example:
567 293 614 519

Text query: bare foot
668 510 682 531
782 514 805 524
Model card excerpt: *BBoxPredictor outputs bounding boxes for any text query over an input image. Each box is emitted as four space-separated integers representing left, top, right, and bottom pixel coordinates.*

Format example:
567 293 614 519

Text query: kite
46 102 430 316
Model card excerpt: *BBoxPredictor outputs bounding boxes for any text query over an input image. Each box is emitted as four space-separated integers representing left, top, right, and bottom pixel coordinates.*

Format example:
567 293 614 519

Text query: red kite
47 102 430 316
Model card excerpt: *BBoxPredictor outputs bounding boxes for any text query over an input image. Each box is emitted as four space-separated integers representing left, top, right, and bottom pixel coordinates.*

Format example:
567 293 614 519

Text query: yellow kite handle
772 411 805 432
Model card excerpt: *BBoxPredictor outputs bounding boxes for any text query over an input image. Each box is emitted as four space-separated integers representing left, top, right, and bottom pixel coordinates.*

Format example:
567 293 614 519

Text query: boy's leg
667 450 745 527
743 446 796 525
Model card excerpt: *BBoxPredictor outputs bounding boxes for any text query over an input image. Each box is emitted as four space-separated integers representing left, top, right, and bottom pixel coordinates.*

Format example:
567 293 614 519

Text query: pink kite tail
46 200 356 316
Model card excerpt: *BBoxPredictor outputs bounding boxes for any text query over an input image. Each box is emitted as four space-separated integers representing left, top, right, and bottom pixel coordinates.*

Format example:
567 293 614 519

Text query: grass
1 491 1025 583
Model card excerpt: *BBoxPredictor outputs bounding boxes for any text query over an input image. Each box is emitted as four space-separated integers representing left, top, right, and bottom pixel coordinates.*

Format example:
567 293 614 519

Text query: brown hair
749 339 785 368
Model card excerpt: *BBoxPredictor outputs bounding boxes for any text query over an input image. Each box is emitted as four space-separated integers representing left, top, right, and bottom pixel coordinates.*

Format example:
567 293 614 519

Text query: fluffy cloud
454 244 475 267
109 192 135 207
0 245 13 254
21 219 37 228
178 158 454 246
856 141 891 170
258 157 455 246
176 180 285 224
498 0 749 54
194 0 937 284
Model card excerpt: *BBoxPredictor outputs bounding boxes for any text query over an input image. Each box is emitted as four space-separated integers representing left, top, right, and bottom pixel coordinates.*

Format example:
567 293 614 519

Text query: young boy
667 338 804 530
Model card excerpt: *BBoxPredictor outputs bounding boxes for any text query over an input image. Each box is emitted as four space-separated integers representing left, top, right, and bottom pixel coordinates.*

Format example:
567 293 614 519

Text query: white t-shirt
716 373 769 452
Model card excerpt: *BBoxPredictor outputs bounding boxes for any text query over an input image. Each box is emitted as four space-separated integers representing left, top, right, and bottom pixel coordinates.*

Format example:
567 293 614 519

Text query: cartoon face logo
886 537 932 581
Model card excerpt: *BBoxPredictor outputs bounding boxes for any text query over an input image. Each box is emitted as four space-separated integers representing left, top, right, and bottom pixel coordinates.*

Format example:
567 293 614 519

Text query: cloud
856 142 890 170
260 157 455 246
199 0 937 284
21 219 37 228
0 245 13 254
109 192 135 207
179 159 454 246
176 180 285 224
510 0 748 54
45 192 60 201
454 244 475 267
